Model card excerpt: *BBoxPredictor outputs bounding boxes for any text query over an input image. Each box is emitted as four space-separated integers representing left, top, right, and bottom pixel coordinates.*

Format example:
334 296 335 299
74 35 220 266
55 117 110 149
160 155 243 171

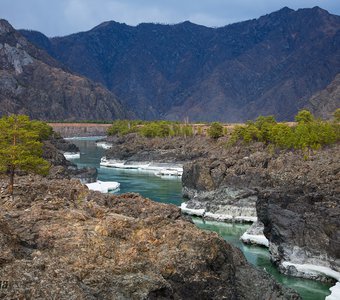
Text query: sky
1 0 340 37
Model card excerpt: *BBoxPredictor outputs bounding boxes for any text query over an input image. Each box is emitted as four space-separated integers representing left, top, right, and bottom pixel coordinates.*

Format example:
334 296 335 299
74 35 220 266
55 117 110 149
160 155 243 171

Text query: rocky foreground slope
0 176 299 299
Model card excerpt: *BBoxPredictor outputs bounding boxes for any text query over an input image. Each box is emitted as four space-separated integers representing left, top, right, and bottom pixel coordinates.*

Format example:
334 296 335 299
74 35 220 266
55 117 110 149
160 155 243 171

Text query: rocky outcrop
181 143 273 221
21 7 340 121
182 142 340 282
105 134 225 163
0 175 300 299
0 19 127 121
42 136 96 182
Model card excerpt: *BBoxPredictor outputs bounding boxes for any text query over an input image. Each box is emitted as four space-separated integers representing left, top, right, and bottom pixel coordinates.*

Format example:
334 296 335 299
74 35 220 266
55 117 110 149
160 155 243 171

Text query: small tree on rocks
0 115 50 196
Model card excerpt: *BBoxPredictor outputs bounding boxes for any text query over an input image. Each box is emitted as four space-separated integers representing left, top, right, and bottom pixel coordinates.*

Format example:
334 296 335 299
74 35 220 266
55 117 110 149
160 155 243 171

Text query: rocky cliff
181 142 340 281
0 175 300 299
0 19 127 121
21 7 340 121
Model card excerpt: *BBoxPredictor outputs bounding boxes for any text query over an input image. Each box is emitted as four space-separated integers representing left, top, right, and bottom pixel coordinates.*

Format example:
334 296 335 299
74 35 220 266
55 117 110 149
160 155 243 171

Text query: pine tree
0 115 50 196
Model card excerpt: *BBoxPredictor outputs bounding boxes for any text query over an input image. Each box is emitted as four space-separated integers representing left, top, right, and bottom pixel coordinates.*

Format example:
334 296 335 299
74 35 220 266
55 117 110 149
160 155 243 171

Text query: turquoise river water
69 137 331 300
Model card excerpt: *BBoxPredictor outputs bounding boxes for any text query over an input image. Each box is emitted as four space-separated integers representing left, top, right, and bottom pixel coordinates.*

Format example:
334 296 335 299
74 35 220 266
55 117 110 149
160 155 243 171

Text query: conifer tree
0 115 50 196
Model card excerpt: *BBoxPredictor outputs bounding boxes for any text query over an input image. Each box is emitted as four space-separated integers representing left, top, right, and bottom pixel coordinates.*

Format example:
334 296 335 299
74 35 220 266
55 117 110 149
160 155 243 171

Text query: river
68 137 331 300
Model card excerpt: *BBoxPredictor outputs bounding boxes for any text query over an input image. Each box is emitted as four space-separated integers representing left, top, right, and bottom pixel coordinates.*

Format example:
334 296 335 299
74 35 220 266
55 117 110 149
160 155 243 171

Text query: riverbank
70 136 334 299
100 132 339 297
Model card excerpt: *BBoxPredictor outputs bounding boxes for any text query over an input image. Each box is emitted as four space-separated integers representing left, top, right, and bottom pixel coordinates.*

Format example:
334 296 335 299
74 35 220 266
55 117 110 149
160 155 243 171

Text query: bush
229 111 339 151
207 122 224 139
295 110 314 123
107 120 141 136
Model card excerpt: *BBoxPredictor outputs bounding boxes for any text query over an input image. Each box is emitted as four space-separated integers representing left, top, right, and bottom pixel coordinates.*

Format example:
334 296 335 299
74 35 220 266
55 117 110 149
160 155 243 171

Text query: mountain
0 19 126 121
20 7 340 122
306 73 340 119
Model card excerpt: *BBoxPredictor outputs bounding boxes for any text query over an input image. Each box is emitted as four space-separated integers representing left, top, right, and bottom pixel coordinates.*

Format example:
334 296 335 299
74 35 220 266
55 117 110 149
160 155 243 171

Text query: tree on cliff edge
0 115 50 196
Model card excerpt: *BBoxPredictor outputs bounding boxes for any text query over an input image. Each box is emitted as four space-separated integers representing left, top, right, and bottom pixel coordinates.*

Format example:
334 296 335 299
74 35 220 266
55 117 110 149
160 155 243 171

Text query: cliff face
181 143 340 278
21 7 340 121
306 73 340 119
0 19 127 121
0 176 300 299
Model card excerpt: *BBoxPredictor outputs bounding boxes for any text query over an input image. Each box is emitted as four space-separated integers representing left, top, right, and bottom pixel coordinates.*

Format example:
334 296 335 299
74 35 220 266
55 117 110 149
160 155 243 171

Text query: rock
105 134 224 163
0 175 300 299
182 141 340 281
42 136 97 183
181 186 258 222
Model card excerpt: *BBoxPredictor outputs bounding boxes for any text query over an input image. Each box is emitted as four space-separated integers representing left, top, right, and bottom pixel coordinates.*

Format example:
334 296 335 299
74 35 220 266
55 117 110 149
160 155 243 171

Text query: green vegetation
107 120 196 138
107 120 229 139
230 110 339 150
334 108 340 122
48 120 113 124
0 115 51 195
207 122 224 139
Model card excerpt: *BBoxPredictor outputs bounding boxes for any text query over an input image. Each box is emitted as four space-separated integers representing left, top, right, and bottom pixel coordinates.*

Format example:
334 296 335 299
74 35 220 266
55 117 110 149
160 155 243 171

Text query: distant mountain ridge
14 7 340 121
0 19 127 121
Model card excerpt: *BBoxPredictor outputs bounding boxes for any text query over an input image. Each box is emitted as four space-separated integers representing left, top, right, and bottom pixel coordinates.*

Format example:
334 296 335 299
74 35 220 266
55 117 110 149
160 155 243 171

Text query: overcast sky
2 0 340 37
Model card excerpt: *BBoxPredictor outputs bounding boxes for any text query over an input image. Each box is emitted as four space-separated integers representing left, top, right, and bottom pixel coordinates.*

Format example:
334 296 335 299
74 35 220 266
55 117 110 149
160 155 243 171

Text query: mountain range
0 6 339 121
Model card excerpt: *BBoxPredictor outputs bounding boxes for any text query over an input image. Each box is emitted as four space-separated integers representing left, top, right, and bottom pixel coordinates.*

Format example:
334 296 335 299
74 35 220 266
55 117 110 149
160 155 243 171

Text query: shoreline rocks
181 186 258 223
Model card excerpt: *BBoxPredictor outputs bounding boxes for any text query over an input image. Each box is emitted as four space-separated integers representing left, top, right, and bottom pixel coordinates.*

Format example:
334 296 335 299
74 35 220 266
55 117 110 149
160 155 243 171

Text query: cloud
1 0 339 36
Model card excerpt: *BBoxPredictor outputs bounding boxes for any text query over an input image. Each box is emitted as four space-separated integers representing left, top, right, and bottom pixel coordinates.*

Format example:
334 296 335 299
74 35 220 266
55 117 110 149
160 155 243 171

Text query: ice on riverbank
86 180 120 193
65 136 106 141
96 142 112 149
181 202 257 222
180 202 205 217
326 282 340 300
100 157 183 177
64 152 80 159
282 262 340 300
240 232 269 247
240 221 269 247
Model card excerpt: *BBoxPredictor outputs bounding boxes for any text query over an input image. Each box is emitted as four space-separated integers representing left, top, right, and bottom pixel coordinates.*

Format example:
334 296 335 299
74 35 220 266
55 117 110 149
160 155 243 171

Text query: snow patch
96 142 112 149
64 152 80 160
205 212 257 222
281 262 340 281
282 262 340 300
86 180 120 193
326 282 340 300
100 157 183 177
181 203 257 223
180 202 205 217
240 232 269 247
